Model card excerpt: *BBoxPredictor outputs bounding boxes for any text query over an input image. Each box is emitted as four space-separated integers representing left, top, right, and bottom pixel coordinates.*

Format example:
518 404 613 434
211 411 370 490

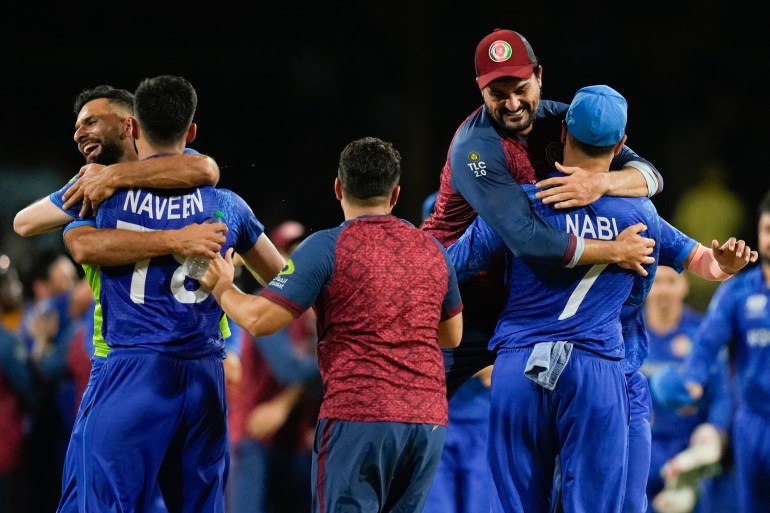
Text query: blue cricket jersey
683 265 770 416
91 182 263 358
621 218 697 373
643 306 731 436
449 184 661 358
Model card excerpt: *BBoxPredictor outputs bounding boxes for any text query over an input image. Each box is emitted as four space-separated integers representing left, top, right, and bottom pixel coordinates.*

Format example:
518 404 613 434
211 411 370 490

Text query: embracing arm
536 163 656 209
63 153 220 216
106 153 219 188
14 197 74 237
577 223 656 274
64 222 227 266
452 150 653 273
535 144 663 209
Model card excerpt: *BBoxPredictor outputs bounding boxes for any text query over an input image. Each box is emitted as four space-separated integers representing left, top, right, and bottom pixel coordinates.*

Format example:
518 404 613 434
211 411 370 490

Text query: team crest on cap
488 40 513 63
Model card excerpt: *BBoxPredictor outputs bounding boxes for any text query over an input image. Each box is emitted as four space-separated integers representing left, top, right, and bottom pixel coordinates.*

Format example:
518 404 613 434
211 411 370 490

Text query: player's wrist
603 239 625 264
106 164 127 189
212 281 234 303
598 171 612 197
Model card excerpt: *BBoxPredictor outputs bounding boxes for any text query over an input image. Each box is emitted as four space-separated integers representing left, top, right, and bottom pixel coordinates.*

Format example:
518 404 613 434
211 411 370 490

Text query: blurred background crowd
2 2 768 512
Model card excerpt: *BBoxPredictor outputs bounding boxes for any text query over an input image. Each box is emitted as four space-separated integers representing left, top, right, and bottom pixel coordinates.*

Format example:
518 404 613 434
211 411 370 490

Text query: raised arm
63 153 220 216
684 238 757 279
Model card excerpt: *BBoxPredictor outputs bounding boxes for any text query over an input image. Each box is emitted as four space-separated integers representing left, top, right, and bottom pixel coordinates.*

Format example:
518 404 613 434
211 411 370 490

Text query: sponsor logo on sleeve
467 151 487 177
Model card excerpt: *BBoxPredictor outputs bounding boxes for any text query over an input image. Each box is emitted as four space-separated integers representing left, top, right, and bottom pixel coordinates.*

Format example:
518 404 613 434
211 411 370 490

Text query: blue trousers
311 418 445 513
489 348 629 513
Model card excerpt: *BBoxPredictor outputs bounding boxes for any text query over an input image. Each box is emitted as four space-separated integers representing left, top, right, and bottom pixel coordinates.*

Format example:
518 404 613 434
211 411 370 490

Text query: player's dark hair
73 85 134 116
337 137 401 204
566 132 616 157
134 75 197 146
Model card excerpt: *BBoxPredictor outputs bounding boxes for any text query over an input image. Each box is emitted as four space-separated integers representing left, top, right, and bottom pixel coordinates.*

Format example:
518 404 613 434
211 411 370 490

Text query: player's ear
128 116 140 139
389 185 400 207
334 177 343 201
560 121 567 144
613 134 628 155
186 123 197 144
121 116 134 139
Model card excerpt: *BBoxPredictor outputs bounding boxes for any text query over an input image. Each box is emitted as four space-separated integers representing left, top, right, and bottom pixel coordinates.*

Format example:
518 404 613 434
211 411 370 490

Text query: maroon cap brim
476 64 535 89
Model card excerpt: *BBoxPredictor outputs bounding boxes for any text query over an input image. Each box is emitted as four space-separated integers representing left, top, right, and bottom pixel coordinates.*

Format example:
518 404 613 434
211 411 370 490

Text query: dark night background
2 1 768 304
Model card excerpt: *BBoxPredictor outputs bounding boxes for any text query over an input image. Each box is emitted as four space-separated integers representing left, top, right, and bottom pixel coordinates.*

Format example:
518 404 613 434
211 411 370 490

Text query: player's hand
711 237 758 275
171 222 227 259
245 397 293 440
614 223 655 276
534 162 610 208
200 247 236 293
62 163 114 217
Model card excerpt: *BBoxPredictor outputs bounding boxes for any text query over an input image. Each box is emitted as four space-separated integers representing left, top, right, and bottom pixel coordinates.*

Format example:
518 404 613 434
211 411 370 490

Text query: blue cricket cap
566 85 627 146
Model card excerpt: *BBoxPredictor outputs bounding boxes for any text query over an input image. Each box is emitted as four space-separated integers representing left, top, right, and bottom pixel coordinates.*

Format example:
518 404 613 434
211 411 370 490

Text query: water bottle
183 210 225 280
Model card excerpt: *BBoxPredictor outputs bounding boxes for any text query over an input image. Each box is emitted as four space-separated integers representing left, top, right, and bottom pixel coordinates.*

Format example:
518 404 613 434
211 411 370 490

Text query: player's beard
87 139 126 166
492 92 540 136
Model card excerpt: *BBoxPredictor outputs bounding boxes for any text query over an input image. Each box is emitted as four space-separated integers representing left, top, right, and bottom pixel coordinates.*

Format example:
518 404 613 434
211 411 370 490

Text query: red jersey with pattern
424 124 540 249
261 215 463 426
422 106 559 325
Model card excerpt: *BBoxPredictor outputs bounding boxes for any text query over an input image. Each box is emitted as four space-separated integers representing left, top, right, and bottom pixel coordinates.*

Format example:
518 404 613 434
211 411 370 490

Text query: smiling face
481 70 542 136
73 98 135 164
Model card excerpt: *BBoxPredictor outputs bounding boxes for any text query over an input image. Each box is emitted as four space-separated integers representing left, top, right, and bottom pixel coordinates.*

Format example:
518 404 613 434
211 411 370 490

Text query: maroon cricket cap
475 29 538 90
